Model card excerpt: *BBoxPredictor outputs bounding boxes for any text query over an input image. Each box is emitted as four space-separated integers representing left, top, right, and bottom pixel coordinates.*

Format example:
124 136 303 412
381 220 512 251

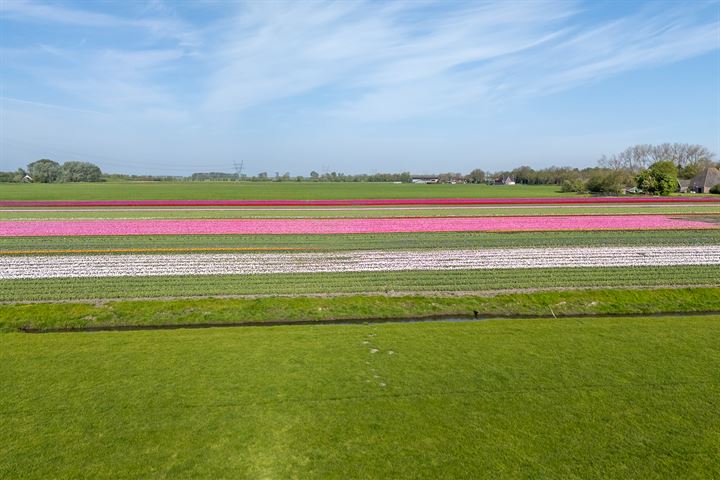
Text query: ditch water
20 311 720 334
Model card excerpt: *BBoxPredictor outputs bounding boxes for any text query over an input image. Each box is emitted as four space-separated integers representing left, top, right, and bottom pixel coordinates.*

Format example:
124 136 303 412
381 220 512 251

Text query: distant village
410 174 515 185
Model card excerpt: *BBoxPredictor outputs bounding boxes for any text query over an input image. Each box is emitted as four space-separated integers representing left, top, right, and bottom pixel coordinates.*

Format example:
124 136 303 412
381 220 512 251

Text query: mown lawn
0 181 566 201
2 316 718 478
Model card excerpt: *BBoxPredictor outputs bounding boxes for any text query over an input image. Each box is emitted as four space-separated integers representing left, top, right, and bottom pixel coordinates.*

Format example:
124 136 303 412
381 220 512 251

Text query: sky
1 0 719 176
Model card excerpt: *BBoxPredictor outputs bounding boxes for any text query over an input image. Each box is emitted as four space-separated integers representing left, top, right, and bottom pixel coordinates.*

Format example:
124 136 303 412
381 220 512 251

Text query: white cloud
199 0 719 121
1 0 718 174
0 0 200 47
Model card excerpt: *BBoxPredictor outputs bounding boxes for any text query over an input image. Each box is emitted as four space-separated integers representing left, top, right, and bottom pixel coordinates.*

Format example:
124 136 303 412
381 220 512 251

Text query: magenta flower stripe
0 215 715 237
1 197 719 208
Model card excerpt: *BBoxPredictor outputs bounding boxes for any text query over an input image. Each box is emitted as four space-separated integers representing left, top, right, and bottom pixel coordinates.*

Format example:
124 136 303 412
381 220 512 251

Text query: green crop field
3 266 719 302
3 229 719 253
2 315 718 478
0 181 569 201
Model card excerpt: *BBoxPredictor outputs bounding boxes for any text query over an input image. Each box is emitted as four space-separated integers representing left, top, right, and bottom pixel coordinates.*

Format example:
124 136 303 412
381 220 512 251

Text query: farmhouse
490 176 516 185
677 179 691 193
688 167 720 194
412 175 439 184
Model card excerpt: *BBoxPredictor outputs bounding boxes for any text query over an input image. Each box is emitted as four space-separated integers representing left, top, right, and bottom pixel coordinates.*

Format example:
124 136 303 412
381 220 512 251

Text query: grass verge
2 287 720 332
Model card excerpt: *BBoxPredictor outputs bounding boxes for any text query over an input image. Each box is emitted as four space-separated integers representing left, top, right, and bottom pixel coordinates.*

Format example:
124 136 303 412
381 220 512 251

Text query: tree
27 159 61 183
12 168 27 182
467 168 485 184
636 161 678 196
586 169 633 195
61 161 102 182
511 165 534 184
600 143 715 173
398 171 412 183
309 171 319 180
560 179 586 193
678 159 713 180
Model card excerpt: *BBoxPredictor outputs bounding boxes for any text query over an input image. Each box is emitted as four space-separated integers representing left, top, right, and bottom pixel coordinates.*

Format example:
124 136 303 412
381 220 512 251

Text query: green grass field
0 181 570 200
2 315 718 478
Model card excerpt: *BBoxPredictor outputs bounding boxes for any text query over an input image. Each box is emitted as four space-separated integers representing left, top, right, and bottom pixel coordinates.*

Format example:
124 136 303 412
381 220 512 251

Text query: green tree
60 161 102 182
467 168 485 184
27 159 61 183
12 168 27 182
678 159 713 179
560 179 586 193
586 169 633 195
636 161 678 196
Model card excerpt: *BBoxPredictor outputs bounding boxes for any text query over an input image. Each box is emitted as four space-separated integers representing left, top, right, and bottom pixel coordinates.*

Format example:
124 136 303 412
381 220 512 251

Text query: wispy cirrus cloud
0 0 200 47
3 0 718 121
203 1 576 116
1 0 718 174
199 0 719 120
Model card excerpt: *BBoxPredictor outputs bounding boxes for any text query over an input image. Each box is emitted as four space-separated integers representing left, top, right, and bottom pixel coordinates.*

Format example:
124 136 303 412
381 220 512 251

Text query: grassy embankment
2 287 719 332
2 315 718 478
0 182 568 200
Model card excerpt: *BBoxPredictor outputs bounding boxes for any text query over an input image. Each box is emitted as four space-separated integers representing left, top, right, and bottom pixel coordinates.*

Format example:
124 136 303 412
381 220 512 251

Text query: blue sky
1 0 718 175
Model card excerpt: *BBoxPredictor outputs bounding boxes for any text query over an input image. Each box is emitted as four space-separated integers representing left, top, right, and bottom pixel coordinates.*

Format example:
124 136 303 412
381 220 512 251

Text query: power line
233 160 244 178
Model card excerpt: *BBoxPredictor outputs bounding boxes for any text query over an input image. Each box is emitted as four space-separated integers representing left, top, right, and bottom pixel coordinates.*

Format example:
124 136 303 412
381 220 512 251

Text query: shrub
586 170 632 195
636 161 678 196
560 179 586 193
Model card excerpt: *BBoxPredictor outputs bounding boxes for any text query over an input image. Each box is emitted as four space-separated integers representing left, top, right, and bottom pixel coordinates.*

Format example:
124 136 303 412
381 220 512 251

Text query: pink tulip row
2 196 719 208
0 215 715 237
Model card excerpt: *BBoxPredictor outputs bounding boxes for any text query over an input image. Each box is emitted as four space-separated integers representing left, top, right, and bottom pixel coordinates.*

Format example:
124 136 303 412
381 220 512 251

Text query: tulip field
2 184 720 478
1 189 719 305
3 246 720 280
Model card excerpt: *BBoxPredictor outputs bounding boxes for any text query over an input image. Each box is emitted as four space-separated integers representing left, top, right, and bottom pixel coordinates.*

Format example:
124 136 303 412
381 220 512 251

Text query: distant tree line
560 143 718 195
2 143 717 197
1 159 103 183
598 143 714 175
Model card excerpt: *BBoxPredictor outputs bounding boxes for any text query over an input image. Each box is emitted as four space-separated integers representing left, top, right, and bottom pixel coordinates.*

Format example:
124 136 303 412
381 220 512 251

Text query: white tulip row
2 246 719 280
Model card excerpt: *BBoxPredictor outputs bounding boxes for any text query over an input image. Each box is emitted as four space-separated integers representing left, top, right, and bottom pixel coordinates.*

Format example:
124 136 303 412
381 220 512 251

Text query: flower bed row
2 197 719 208
3 246 719 279
0 215 715 237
